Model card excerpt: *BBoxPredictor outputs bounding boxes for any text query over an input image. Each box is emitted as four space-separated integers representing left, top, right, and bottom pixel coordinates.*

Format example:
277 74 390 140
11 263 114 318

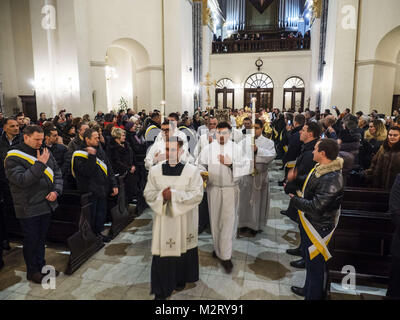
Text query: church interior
0 0 400 302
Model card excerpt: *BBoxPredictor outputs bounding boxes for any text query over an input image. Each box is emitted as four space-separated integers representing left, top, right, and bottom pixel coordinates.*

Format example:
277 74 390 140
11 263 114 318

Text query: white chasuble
144 163 204 257
238 135 276 230
195 140 252 260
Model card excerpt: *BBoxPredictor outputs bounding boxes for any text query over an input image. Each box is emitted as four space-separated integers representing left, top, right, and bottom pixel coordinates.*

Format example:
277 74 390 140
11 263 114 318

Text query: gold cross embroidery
166 238 175 248
187 234 194 243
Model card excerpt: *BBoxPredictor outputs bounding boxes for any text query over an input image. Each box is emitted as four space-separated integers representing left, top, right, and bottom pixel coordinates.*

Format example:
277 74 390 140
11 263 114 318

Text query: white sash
298 167 340 261
71 150 108 178
6 149 54 183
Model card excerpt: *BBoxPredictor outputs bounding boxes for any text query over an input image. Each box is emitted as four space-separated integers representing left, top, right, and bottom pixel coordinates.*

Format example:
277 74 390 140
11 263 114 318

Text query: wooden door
244 88 273 112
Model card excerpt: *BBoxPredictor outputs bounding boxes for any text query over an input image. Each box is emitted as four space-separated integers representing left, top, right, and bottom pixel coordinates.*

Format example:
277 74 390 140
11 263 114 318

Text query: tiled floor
0 161 381 300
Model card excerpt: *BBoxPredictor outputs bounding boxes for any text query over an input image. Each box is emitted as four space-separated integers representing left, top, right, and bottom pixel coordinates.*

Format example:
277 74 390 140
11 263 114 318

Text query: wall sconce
105 66 117 81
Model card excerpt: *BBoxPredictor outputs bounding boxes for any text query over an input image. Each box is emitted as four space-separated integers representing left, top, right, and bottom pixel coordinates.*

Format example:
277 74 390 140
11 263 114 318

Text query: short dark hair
23 125 44 136
317 138 339 161
305 121 322 139
16 112 24 118
83 128 97 141
4 117 17 126
389 126 400 133
44 126 57 137
294 114 306 127
151 112 160 120
65 113 72 119
167 137 184 148
217 122 232 130
255 119 264 128
343 114 358 130
168 113 179 122
243 117 251 122
161 120 170 126
356 111 363 116
76 122 88 132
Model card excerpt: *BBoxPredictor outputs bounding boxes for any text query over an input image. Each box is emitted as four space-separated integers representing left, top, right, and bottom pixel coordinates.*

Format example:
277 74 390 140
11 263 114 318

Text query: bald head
324 115 336 127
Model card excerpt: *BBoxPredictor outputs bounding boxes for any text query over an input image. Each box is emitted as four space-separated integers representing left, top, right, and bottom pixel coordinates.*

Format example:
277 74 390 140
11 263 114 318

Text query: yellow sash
71 151 108 178
145 125 158 139
5 150 54 183
297 167 340 261
285 160 296 169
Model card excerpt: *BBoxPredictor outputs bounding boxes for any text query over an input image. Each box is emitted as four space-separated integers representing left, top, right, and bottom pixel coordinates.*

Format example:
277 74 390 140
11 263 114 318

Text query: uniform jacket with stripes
5 143 63 219
72 144 118 198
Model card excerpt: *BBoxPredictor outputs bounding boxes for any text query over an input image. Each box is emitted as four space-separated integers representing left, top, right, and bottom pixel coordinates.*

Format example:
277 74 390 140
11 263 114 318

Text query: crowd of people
212 30 311 53
0 103 399 300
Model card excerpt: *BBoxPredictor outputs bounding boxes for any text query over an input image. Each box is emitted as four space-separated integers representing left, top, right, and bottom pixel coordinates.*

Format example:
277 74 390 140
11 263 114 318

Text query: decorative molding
90 61 108 67
136 65 164 73
356 59 400 69
312 0 323 19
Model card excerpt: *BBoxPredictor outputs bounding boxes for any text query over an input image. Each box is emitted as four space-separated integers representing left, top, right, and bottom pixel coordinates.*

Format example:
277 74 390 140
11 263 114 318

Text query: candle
251 98 257 137
161 100 166 122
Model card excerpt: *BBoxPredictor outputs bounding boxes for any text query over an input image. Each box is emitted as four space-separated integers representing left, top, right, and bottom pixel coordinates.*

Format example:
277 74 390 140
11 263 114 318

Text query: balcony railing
212 38 311 54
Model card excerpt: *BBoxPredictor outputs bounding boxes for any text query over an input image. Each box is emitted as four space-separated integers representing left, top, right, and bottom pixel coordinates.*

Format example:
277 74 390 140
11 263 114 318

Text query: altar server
145 120 191 170
144 137 204 300
196 122 251 273
238 119 276 236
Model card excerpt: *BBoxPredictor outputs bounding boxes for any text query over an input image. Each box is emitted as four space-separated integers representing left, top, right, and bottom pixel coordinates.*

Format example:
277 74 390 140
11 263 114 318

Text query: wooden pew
7 191 104 275
107 175 137 239
328 187 395 286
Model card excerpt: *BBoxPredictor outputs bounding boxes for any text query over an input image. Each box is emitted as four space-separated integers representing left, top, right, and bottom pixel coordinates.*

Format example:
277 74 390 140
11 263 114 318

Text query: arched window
283 77 305 111
283 77 305 89
244 73 274 111
245 73 274 89
216 78 234 89
215 78 235 109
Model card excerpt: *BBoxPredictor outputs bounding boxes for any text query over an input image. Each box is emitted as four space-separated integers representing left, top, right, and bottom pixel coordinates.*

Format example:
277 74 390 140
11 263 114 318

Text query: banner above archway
249 0 275 14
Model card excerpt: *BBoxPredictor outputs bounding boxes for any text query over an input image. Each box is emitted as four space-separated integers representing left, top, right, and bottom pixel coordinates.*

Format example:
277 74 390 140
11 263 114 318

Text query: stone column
320 0 359 111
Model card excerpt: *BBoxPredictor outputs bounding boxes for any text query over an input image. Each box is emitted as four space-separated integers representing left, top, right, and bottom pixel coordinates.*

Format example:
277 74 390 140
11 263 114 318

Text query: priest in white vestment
196 122 252 273
144 137 204 300
145 120 192 170
238 119 276 236
154 113 188 145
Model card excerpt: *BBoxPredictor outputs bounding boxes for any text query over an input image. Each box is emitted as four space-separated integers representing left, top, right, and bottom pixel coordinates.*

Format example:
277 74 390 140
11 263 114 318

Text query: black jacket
285 138 319 194
45 143 68 175
5 143 63 219
389 174 400 258
73 144 118 198
63 136 85 188
126 131 146 165
283 126 303 165
0 132 22 161
107 139 134 176
290 158 344 233
0 132 22 185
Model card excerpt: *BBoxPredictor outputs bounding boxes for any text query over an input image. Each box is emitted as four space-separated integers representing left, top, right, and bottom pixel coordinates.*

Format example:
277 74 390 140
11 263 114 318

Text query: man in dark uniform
43 126 68 176
283 122 321 269
71 129 118 242
0 117 22 252
289 139 344 300
5 125 63 284
282 114 305 176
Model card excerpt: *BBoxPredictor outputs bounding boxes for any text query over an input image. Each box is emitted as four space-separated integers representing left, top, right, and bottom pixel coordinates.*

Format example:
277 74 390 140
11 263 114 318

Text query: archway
244 73 274 111
215 78 235 109
370 26 400 115
283 77 305 111
105 38 151 112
